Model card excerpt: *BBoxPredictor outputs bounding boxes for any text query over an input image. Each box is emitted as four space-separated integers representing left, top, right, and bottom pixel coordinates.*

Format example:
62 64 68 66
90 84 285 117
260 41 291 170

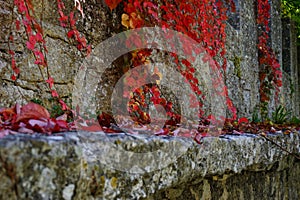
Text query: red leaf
80 124 103 132
31 124 47 133
103 127 122 133
86 45 92 57
9 35 14 42
104 0 122 11
46 77 54 88
34 23 43 35
69 12 76 27
11 74 17 81
17 102 50 122
35 32 43 42
26 35 36 50
55 119 69 130
9 50 15 56
26 41 35 50
97 112 115 127
59 99 69 110
193 134 203 144
0 106 17 123
67 30 74 38
143 2 156 9
11 58 16 69
51 90 59 98
13 67 20 75
15 20 21 30
238 117 249 124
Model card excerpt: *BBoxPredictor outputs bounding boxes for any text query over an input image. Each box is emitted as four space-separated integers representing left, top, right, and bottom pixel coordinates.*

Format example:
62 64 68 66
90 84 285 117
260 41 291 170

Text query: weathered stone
225 0 261 118
281 17 300 117
0 132 299 199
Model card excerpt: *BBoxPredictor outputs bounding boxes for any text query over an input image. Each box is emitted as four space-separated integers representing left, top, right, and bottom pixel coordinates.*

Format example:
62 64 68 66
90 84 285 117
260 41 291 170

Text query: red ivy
257 0 282 114
121 0 237 126
9 0 92 112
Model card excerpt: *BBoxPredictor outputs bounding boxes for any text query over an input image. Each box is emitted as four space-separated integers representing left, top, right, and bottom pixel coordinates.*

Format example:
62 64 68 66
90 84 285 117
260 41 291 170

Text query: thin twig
259 133 300 160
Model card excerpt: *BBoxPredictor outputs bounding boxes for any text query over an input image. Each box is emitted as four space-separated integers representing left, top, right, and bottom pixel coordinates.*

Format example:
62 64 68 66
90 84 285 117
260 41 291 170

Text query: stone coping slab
0 131 299 199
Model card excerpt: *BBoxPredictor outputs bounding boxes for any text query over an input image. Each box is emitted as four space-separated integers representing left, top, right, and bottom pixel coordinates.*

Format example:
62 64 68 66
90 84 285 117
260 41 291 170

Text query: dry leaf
105 0 122 11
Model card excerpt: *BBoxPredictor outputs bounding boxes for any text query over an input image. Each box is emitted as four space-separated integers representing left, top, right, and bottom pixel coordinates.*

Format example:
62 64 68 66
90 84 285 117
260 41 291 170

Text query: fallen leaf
18 127 35 134
105 0 122 11
238 117 249 124
28 119 48 127
97 112 115 127
80 124 103 132
17 102 50 122
121 13 129 28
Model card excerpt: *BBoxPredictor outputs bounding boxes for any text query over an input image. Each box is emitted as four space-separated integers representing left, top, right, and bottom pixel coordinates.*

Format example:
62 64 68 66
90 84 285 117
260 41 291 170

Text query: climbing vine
120 0 237 126
257 0 283 119
8 0 91 111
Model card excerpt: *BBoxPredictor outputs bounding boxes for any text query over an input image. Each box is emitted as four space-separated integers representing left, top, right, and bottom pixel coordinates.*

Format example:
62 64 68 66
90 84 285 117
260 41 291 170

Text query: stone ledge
0 132 299 199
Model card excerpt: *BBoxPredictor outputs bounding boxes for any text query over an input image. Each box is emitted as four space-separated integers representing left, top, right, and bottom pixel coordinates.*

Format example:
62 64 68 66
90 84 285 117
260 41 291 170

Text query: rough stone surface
281 18 300 116
0 131 299 199
225 0 260 118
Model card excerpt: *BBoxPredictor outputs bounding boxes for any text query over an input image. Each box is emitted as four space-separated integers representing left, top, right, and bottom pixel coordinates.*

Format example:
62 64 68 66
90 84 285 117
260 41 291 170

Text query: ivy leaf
79 123 103 132
35 32 43 42
0 106 17 123
59 99 69 111
121 13 130 28
97 112 115 127
51 90 59 98
69 12 76 27
54 119 69 131
67 30 75 38
11 74 17 81
105 0 122 11
16 102 50 122
238 117 249 124
13 67 20 75
15 20 21 30
26 37 36 50
46 77 54 89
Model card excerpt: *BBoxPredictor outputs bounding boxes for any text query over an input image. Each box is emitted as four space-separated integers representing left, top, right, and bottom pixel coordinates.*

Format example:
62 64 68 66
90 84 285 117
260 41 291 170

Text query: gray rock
0 131 299 199
62 184 75 200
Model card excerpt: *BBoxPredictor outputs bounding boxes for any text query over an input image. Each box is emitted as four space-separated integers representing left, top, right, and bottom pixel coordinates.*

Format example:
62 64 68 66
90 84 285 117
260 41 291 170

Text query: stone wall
0 0 122 112
225 0 260 118
0 132 299 199
281 17 300 116
225 0 299 118
0 0 299 116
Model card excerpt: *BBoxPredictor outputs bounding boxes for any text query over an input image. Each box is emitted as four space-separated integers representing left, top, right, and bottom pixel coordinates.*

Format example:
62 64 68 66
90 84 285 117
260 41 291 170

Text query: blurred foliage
251 107 261 123
271 105 291 124
30 98 43 106
289 116 300 125
282 0 300 44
